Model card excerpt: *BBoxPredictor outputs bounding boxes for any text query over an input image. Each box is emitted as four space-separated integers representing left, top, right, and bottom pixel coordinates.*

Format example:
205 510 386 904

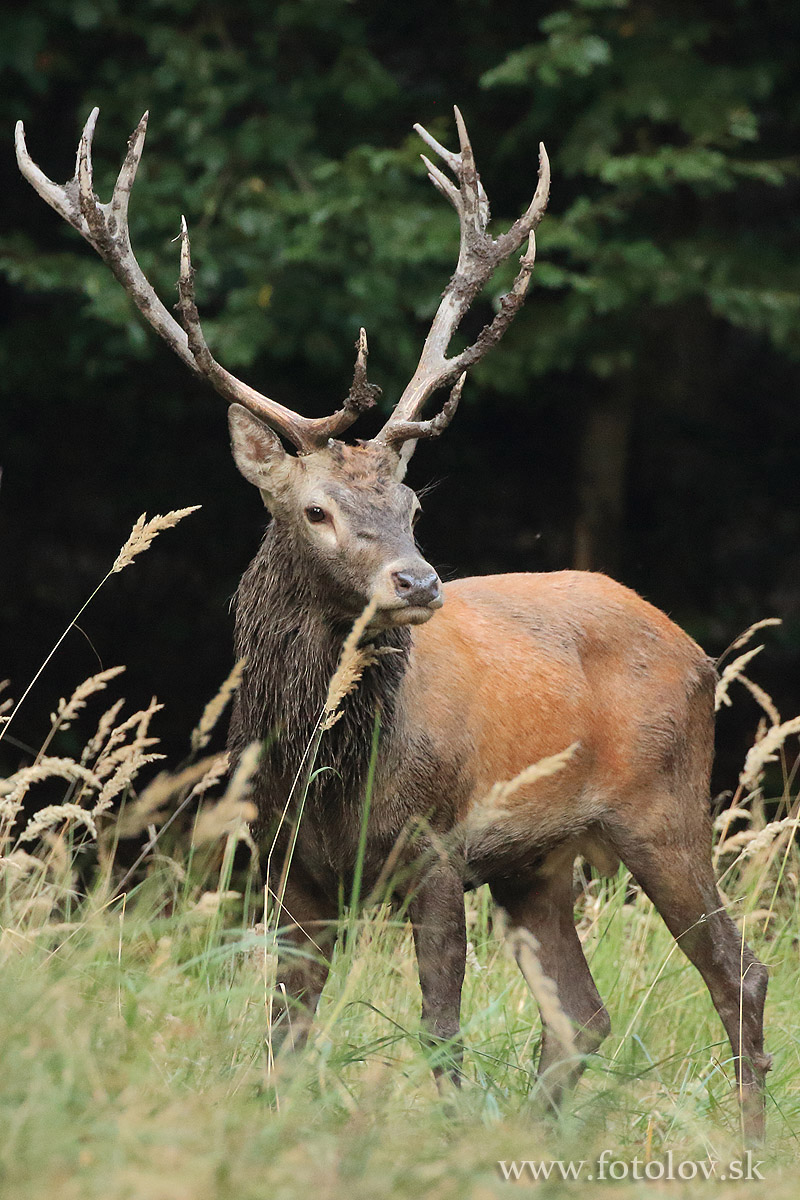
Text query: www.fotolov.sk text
498 1150 766 1182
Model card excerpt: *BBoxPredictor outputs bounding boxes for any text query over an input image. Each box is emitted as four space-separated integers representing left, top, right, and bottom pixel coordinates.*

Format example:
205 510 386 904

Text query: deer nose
391 568 441 607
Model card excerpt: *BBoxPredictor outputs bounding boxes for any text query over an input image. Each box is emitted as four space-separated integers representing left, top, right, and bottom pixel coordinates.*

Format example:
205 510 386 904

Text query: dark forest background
1 0 798 787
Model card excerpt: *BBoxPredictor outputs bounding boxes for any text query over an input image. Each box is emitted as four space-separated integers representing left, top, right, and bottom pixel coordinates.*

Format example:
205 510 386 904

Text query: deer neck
227 519 411 829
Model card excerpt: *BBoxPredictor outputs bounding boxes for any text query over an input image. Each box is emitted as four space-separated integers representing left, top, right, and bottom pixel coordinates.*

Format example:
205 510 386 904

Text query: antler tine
419 154 460 210
76 107 98 204
110 110 149 229
346 327 382 413
176 217 376 451
381 374 465 447
16 116 86 237
375 112 550 450
16 110 375 453
496 141 551 259
452 106 474 169
413 122 460 173
17 108 198 374
413 107 489 239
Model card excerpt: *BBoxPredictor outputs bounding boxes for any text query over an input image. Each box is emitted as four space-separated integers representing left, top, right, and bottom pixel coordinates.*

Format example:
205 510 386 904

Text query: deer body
231 555 712 894
17 106 770 1140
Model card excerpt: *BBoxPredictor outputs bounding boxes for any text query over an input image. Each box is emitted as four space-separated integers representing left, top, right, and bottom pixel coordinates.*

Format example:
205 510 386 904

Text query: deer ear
228 404 290 501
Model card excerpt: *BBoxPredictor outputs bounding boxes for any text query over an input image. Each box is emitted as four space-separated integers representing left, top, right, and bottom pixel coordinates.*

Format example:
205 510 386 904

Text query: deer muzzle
373 557 443 625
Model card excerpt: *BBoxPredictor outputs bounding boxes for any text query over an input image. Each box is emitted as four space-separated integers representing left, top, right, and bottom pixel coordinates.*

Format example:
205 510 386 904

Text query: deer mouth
370 594 444 630
390 597 444 626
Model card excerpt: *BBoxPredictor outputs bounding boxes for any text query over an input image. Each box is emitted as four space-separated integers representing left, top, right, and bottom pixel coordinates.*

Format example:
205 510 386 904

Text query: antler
375 107 550 448
15 109 377 454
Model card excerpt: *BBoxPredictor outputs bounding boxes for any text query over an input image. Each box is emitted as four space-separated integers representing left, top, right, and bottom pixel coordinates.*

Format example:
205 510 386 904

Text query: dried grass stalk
713 806 753 831
507 925 576 1058
95 698 163 777
717 829 760 855
737 676 781 727
111 506 201 573
193 742 260 847
482 743 580 813
729 617 782 652
92 750 166 817
322 596 380 730
740 715 800 793
1 757 102 806
191 890 241 916
50 665 126 729
117 753 229 838
191 658 246 753
0 849 47 877
738 815 800 859
18 803 99 844
714 646 764 711
243 922 278 979
81 698 126 764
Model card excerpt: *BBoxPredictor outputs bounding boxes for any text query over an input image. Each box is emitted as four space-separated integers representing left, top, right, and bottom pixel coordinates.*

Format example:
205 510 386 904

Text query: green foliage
3 0 798 395
479 0 799 375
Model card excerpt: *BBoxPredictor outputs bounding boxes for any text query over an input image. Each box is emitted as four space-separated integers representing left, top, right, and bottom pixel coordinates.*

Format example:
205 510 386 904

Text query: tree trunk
573 381 633 576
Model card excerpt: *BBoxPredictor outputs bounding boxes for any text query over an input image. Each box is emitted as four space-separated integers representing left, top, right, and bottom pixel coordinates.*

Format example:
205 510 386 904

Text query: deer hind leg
611 810 771 1143
492 855 611 1112
268 866 339 1058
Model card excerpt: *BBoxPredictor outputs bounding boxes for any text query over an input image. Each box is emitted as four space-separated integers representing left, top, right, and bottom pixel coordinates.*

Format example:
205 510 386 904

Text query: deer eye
305 505 328 524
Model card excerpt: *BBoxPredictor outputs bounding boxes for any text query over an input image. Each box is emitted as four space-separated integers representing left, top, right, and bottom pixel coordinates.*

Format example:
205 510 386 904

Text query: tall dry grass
0 523 799 1198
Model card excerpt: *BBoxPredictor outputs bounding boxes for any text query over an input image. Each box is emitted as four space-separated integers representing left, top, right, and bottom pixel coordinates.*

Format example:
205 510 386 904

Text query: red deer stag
16 108 770 1139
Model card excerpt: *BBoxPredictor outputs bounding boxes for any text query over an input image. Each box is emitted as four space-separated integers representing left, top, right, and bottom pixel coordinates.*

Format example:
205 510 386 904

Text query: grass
1 514 799 1198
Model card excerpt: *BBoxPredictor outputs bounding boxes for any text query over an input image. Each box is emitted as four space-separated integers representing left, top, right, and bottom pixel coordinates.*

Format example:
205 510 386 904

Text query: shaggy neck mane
227 519 410 832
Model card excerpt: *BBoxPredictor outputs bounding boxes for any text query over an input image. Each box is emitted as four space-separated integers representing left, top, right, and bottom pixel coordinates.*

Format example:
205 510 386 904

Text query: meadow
1 511 798 1200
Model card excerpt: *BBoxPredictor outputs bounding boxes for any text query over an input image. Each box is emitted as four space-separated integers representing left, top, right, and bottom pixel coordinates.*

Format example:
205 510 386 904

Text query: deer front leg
408 863 467 1087
268 868 339 1057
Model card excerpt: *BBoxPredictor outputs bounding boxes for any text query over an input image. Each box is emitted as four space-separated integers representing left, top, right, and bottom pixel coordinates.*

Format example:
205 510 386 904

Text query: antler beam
374 107 550 447
15 109 377 454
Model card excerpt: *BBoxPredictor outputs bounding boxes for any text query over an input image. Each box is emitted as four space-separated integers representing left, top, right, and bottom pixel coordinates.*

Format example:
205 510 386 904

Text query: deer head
15 107 549 628
227 402 440 627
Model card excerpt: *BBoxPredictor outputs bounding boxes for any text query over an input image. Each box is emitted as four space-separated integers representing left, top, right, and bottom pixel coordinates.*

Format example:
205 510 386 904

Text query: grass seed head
190 658 246 753
111 506 201 574
322 595 380 730
50 665 126 729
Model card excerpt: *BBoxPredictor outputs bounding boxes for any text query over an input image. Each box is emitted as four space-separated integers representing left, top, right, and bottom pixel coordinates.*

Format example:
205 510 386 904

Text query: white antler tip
453 105 470 152
82 107 99 141
14 120 35 176
179 217 195 279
